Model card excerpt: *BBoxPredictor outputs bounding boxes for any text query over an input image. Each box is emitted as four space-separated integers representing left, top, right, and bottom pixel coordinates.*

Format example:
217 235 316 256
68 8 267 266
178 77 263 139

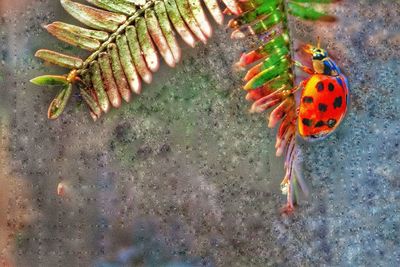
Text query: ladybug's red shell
298 74 349 139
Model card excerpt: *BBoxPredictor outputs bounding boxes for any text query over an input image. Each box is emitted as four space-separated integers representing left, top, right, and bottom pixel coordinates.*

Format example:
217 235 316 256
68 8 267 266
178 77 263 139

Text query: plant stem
281 0 294 88
77 1 156 75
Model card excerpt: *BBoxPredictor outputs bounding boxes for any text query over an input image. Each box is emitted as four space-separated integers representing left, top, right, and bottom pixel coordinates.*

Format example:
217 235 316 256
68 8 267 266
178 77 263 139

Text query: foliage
31 0 240 120
31 0 339 210
228 0 336 211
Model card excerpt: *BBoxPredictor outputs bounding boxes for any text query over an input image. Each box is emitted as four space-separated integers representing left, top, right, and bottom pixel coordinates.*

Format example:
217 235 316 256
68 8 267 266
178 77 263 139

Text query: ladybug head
304 37 328 61
311 48 328 60
304 38 343 76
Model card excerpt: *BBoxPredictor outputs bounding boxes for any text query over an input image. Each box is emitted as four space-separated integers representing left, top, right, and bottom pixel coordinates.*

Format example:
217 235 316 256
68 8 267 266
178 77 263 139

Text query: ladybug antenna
317 36 321 49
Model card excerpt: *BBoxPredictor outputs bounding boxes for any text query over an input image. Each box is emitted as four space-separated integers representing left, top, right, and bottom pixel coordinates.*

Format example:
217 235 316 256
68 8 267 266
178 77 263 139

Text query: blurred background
0 0 399 266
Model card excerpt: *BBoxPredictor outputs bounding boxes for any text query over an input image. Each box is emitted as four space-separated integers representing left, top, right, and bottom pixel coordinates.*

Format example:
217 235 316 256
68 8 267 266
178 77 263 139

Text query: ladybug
297 41 349 140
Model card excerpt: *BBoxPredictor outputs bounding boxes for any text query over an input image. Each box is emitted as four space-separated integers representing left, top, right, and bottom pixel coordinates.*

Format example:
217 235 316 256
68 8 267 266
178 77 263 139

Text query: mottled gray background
0 0 399 266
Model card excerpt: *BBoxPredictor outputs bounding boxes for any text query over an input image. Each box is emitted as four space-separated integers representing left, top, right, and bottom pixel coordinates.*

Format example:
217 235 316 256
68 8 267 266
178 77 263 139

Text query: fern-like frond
31 0 243 120
31 0 340 211
229 0 337 211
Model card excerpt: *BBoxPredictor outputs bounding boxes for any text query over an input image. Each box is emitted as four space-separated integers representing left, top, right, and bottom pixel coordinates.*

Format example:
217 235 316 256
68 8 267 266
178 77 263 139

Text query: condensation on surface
0 0 399 266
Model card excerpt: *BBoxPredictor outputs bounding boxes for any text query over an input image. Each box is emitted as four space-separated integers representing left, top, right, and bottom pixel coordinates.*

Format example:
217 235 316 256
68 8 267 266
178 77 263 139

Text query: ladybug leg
293 60 314 75
290 79 308 94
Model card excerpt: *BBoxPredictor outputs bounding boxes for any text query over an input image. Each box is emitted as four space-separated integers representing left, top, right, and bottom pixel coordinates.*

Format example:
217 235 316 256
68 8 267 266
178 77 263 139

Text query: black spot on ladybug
302 118 312 127
316 82 324 92
315 121 325 127
328 83 335 91
333 96 343 109
318 103 328 112
303 96 313 103
327 119 337 128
